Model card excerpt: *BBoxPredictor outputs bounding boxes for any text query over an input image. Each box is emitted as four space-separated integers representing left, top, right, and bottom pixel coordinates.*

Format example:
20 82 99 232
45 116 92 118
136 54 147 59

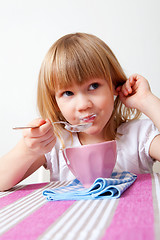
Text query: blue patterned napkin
43 171 137 201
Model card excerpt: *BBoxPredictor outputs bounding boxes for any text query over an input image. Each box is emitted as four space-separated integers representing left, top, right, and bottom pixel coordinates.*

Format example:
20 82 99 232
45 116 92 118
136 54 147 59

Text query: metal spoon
12 121 92 132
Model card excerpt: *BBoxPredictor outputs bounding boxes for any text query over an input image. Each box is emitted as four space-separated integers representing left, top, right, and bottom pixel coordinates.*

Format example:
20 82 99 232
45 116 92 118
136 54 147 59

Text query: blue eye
62 91 74 97
89 83 99 90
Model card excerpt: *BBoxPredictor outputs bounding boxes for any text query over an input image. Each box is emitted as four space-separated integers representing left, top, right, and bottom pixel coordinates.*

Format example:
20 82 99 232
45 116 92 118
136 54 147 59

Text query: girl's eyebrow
56 86 73 95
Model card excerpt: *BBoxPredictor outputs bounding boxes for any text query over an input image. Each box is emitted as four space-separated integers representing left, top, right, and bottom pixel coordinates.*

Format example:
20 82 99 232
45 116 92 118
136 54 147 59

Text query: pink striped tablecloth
0 173 160 240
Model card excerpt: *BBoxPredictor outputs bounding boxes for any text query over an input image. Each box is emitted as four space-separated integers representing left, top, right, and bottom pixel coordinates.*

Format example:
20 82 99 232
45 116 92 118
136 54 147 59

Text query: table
0 173 160 240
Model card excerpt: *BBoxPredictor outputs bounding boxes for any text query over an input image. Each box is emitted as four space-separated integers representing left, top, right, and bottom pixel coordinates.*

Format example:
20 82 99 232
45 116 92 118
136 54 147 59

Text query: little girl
0 32 160 191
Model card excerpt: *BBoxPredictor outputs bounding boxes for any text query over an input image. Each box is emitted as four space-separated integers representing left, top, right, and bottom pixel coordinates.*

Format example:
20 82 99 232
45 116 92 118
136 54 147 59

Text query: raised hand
116 73 151 111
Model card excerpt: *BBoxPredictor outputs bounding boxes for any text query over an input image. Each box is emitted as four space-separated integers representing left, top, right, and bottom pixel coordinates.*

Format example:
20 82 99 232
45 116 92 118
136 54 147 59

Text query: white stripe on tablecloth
79 199 119 240
39 198 119 240
39 200 92 239
0 182 55 216
0 181 69 216
153 173 160 240
67 200 107 239
0 181 70 235
67 199 119 240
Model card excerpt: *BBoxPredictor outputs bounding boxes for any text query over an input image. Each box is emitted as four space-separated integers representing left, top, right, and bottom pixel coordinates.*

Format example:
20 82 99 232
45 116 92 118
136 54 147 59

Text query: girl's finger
42 134 56 148
124 80 132 94
39 130 56 144
121 82 130 96
128 74 140 85
43 137 57 153
27 118 46 127
30 121 53 137
23 119 47 138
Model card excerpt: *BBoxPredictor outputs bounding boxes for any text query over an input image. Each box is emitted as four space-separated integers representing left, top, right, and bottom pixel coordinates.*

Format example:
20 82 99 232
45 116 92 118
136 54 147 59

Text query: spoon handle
12 121 64 130
12 126 40 130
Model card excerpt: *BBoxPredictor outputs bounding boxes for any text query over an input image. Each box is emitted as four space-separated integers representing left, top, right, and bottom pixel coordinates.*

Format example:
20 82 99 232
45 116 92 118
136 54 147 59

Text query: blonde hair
37 32 141 144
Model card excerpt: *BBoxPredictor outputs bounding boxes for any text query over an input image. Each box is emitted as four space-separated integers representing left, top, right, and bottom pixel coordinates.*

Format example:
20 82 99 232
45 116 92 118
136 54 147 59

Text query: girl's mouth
80 114 96 123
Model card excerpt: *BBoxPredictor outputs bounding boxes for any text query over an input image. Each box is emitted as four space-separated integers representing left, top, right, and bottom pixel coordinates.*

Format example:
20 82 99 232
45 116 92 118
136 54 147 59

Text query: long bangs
52 34 112 90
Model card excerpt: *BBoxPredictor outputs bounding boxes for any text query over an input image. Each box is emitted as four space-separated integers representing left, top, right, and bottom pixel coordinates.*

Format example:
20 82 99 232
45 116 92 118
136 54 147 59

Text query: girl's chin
82 127 104 136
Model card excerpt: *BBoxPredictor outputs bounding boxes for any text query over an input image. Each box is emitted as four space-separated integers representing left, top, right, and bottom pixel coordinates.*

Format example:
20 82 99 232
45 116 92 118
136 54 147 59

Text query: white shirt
45 119 160 181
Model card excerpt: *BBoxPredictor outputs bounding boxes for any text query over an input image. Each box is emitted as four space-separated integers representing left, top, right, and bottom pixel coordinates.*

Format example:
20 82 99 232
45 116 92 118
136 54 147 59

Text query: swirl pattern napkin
43 171 137 201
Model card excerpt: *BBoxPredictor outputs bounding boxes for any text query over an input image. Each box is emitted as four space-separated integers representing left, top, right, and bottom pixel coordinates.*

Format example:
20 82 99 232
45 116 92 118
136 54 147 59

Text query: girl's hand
22 118 56 157
116 73 152 111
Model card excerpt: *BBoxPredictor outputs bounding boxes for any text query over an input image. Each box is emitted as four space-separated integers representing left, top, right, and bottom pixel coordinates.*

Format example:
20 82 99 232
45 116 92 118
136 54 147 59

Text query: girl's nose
76 94 92 111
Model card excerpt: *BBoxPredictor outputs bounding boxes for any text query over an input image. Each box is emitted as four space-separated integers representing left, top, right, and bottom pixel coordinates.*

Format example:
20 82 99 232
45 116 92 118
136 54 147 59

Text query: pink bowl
62 140 117 187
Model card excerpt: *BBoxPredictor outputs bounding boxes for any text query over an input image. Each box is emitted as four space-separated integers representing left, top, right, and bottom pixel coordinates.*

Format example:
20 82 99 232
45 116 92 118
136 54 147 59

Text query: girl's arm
0 119 56 191
116 73 160 161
